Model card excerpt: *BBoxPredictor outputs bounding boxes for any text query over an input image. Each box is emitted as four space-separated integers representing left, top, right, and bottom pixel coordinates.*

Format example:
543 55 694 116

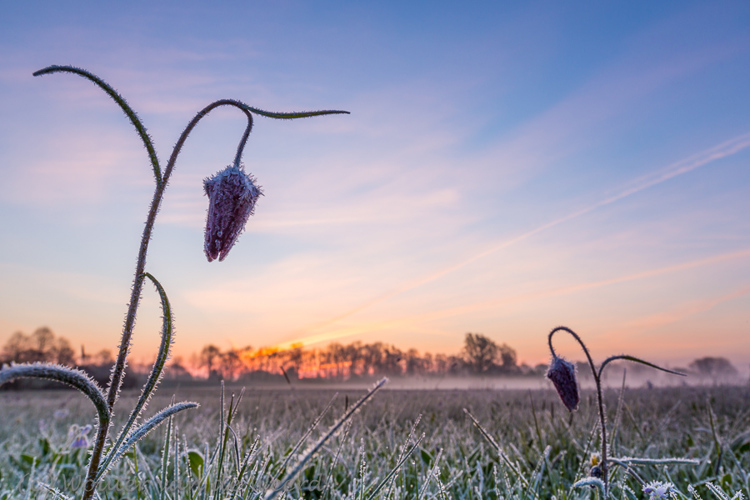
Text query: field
0 382 748 499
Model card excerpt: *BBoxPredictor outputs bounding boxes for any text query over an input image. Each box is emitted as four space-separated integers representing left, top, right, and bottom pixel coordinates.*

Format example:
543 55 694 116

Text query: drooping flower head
546 355 579 411
204 164 263 262
643 481 673 499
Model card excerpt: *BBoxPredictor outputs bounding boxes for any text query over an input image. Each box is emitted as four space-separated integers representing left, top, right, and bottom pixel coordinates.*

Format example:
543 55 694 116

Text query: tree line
1 327 743 385
193 332 526 381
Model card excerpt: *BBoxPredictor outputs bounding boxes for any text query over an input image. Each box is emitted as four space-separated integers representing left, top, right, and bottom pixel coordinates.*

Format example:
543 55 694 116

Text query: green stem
34 66 348 500
548 326 609 497
33 65 162 185
95 272 174 483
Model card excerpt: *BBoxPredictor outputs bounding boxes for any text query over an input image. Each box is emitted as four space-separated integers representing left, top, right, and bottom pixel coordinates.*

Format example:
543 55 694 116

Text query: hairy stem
34 66 348 500
0 363 111 499
548 326 609 497
33 65 162 185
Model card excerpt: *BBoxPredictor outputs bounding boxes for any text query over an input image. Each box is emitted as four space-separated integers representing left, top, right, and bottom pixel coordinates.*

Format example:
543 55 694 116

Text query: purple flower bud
643 481 673 499
547 356 579 411
68 423 92 449
71 436 89 449
204 164 263 262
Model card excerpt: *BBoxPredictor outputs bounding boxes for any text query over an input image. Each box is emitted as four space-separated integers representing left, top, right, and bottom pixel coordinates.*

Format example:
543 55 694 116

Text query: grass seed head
546 356 579 411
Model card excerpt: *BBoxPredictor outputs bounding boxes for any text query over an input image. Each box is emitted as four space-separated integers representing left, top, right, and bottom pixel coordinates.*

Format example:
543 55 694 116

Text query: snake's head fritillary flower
547 355 579 411
70 424 92 449
643 481 673 499
204 164 263 262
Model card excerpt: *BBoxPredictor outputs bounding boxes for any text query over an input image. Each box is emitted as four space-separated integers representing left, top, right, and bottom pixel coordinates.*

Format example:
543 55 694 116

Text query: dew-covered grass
1 383 748 499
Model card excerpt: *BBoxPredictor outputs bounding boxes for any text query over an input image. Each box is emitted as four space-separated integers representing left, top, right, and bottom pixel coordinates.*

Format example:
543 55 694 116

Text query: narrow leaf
95 402 198 482
100 272 174 476
0 363 109 429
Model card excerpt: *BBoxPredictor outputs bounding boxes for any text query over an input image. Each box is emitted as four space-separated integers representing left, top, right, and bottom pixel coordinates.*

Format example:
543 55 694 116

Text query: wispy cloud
292 133 750 335
614 284 750 334
269 246 750 350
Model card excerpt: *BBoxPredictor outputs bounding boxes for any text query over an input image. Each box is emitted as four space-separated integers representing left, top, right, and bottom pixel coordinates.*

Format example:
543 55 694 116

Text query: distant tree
324 343 347 378
93 349 114 365
463 333 499 374
496 343 518 373
689 357 738 382
433 353 449 374
344 341 363 376
2 327 75 365
220 348 244 381
405 348 425 375
165 356 192 380
382 346 403 376
199 344 222 379
286 346 304 371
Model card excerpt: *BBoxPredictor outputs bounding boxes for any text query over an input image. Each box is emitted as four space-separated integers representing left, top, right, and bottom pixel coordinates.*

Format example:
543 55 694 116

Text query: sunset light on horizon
1 2 749 371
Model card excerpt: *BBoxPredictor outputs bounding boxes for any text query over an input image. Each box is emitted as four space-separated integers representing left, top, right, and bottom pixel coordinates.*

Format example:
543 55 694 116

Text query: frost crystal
546 355 579 411
204 164 263 262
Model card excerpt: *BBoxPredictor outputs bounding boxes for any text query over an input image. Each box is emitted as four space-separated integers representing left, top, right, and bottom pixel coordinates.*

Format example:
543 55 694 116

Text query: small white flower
643 481 673 499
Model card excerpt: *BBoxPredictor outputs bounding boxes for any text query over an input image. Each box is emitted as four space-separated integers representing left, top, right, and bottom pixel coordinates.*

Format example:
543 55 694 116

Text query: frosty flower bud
204 164 263 262
546 355 579 411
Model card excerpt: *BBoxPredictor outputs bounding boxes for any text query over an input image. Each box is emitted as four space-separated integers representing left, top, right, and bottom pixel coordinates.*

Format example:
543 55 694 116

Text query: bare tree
689 357 738 384
462 333 499 374
199 344 222 379
2 327 75 365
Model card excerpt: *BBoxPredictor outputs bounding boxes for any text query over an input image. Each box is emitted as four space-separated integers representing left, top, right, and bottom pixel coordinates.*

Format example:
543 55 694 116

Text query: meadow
2 64 748 500
1 382 748 499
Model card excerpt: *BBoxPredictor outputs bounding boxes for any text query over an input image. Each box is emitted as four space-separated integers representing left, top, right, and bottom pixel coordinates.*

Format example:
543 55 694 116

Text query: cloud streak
272 245 750 351
294 132 750 336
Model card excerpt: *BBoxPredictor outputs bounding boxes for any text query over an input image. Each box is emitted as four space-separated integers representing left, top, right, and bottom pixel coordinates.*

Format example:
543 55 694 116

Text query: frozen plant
643 480 673 499
0 65 347 499
546 326 685 497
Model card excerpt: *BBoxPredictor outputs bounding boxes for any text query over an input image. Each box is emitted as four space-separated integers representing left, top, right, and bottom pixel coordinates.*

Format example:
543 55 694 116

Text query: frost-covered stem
33 65 347 500
233 109 253 167
33 66 162 185
106 101 255 407
87 102 254 500
0 363 111 500
95 273 174 481
83 424 109 498
548 326 609 496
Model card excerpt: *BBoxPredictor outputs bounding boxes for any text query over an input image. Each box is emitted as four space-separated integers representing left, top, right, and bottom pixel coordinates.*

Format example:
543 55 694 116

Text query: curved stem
90 100 251 500
103 98 342 458
0 364 111 498
105 100 253 413
548 326 598 382
233 108 253 167
33 65 162 186
32 69 348 498
96 272 174 480
548 326 609 497
598 354 686 381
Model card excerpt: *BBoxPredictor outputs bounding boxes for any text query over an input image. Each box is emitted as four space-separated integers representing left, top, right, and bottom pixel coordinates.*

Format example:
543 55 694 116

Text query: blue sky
1 1 749 368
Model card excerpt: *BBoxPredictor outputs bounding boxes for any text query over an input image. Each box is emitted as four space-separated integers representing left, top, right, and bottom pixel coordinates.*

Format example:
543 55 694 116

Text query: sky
1 1 749 370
